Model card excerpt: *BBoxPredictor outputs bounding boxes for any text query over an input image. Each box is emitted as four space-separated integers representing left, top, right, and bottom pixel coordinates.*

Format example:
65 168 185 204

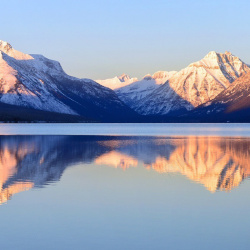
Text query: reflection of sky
2 1 250 79
1 124 250 136
1 163 250 250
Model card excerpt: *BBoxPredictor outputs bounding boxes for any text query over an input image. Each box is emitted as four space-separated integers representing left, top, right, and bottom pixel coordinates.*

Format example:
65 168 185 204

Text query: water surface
0 125 250 249
0 123 250 136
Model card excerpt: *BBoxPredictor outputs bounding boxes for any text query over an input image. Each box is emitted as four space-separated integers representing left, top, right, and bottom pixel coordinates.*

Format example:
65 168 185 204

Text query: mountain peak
204 51 218 59
0 40 13 52
118 73 130 82
188 51 240 69
204 50 235 60
143 74 152 80
225 51 232 55
0 40 33 60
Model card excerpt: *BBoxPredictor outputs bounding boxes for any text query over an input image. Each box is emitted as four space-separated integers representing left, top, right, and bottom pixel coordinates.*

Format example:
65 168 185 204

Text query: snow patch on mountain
0 40 33 60
96 73 138 90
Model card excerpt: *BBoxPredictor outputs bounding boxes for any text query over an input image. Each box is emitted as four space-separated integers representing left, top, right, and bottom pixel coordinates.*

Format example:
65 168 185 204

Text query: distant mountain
134 51 250 115
115 71 177 110
0 41 138 122
96 73 138 90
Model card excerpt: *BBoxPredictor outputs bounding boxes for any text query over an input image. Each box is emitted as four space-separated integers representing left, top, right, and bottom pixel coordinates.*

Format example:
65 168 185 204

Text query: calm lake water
0 124 250 250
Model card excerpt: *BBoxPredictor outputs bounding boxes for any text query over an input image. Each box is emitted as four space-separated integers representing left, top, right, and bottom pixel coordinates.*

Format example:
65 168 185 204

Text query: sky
2 0 250 80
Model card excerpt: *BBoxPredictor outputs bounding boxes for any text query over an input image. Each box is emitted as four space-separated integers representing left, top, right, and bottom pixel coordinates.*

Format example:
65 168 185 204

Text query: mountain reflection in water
0 135 250 204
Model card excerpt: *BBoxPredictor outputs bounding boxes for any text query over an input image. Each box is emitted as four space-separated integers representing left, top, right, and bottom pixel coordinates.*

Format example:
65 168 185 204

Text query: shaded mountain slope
0 102 91 122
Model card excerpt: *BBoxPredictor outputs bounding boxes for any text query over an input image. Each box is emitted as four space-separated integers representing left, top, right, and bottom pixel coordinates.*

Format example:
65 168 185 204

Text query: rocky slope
0 41 137 122
205 70 250 113
181 70 250 122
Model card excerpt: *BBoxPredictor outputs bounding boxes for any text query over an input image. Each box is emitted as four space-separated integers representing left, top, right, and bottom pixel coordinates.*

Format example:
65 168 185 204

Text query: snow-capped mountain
0 40 137 121
115 71 177 110
132 51 250 115
96 73 138 90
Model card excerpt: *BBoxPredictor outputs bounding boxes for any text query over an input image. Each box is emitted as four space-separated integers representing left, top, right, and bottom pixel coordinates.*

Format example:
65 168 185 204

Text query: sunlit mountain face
0 135 250 204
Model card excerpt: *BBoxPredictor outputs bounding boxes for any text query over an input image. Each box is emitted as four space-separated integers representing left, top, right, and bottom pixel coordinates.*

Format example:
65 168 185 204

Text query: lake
0 124 250 250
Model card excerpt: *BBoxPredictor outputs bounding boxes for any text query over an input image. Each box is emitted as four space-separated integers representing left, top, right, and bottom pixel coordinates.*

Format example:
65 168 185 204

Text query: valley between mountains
0 40 250 122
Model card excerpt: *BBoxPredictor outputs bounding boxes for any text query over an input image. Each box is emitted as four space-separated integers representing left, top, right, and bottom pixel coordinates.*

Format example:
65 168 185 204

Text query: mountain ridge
0 39 250 122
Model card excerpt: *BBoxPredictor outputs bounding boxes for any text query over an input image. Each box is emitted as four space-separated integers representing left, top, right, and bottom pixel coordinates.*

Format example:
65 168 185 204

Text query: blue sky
2 0 250 79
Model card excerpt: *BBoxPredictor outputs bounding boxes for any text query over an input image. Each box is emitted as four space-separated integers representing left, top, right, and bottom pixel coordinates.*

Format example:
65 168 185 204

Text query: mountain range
0 40 250 122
